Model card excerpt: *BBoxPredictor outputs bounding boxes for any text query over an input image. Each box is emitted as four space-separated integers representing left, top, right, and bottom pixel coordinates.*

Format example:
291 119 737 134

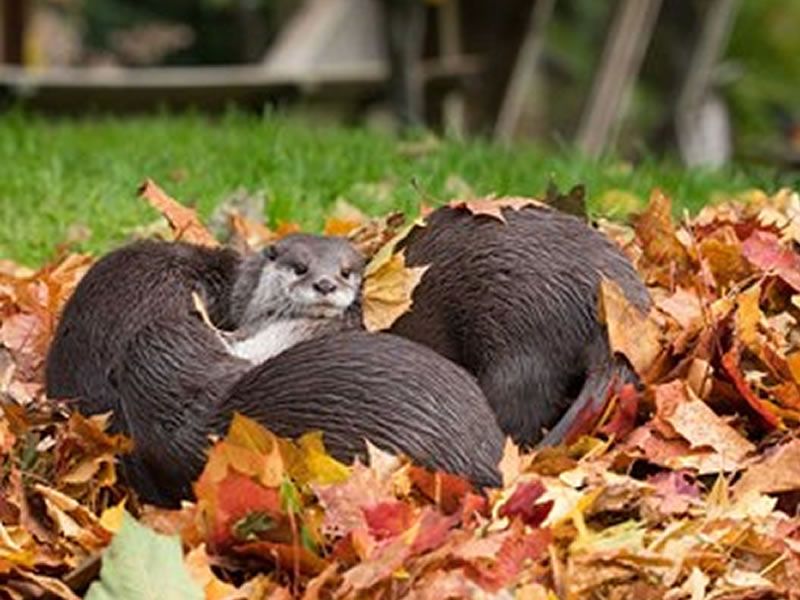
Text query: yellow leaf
296 432 351 485
227 412 280 456
734 284 762 353
362 250 428 332
99 500 127 533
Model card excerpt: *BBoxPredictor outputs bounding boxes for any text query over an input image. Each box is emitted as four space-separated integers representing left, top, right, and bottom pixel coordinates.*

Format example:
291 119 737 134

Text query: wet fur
391 205 651 446
46 239 504 506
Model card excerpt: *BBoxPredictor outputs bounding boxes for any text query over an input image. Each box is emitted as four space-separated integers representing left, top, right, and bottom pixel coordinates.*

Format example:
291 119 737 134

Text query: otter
46 236 504 506
389 203 651 447
45 240 241 425
222 234 364 364
113 327 503 506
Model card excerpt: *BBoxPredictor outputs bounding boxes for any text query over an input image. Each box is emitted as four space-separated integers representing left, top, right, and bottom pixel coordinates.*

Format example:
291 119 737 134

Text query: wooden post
675 0 740 166
2 0 28 65
575 0 662 157
494 0 556 143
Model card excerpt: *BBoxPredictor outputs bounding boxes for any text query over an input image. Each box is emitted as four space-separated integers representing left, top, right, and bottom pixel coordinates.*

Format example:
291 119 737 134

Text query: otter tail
538 353 639 447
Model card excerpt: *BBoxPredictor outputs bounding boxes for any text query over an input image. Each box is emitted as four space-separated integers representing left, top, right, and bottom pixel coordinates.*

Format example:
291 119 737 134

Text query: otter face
244 234 364 323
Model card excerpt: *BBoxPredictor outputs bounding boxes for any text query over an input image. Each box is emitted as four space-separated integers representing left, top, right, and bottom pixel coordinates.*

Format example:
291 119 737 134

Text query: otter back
390 204 651 446
111 328 503 506
45 240 241 423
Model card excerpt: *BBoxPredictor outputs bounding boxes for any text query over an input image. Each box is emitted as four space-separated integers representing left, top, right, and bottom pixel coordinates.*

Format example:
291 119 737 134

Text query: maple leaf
720 346 782 430
634 189 693 269
408 466 476 515
138 179 218 247
654 380 755 465
742 230 800 291
498 479 554 528
226 210 277 253
362 249 428 332
363 501 414 541
599 278 661 375
447 196 547 223
733 439 800 499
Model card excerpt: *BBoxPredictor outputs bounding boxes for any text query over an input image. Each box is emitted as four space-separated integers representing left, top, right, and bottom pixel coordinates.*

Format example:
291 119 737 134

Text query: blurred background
1 0 798 169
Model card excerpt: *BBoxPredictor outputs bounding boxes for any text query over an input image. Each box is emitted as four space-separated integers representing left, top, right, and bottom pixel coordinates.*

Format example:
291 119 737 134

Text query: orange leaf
721 347 782 430
733 439 800 498
138 179 218 247
634 189 692 277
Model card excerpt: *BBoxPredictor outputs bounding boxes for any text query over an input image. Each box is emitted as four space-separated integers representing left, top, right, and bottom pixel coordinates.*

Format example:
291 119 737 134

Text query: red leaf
598 383 640 440
206 472 283 551
409 466 475 514
742 230 800 291
409 508 458 555
498 480 553 528
362 501 414 541
466 522 552 592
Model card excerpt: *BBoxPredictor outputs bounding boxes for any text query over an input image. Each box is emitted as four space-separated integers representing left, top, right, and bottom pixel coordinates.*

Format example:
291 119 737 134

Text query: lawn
0 110 793 266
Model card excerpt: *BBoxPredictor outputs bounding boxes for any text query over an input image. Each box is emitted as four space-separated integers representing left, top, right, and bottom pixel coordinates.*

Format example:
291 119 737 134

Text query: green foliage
0 111 791 266
85 512 202 600
726 0 800 149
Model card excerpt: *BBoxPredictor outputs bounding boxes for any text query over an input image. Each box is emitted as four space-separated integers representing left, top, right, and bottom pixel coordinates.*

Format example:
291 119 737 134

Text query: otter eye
263 246 278 261
340 268 352 279
293 263 308 276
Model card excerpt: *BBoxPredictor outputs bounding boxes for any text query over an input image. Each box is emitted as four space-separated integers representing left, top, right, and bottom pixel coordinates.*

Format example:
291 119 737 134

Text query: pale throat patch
226 320 319 364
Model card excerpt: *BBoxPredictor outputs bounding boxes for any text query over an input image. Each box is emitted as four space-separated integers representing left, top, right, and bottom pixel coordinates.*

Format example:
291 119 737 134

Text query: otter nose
313 278 337 295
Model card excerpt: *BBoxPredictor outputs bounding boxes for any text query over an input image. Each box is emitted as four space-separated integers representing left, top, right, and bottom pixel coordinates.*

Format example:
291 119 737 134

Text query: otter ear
262 245 278 261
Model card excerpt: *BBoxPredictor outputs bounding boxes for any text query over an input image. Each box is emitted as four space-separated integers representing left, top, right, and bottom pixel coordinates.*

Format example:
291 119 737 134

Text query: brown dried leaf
655 381 755 466
138 179 218 247
733 439 800 499
599 278 661 374
447 196 547 224
634 189 693 278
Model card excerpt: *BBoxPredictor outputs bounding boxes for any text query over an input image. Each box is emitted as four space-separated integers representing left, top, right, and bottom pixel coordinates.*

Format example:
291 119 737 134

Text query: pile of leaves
2 180 800 599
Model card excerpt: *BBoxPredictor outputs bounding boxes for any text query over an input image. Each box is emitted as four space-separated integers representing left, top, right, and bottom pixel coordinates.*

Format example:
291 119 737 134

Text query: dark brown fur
45 240 241 425
390 204 651 446
46 239 503 506
114 328 503 505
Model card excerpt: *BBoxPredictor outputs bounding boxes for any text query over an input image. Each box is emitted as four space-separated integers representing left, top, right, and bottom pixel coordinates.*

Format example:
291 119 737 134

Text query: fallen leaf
634 189 693 281
742 230 800 291
138 179 218 247
447 196 547 224
362 250 428 332
84 512 202 600
654 381 755 465
733 439 800 499
599 278 661 374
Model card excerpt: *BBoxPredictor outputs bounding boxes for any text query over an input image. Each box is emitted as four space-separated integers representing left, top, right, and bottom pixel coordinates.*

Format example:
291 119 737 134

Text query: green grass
0 110 794 266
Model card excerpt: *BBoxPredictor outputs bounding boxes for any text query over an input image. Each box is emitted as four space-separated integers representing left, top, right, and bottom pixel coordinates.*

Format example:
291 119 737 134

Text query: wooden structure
0 0 742 165
0 0 476 116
